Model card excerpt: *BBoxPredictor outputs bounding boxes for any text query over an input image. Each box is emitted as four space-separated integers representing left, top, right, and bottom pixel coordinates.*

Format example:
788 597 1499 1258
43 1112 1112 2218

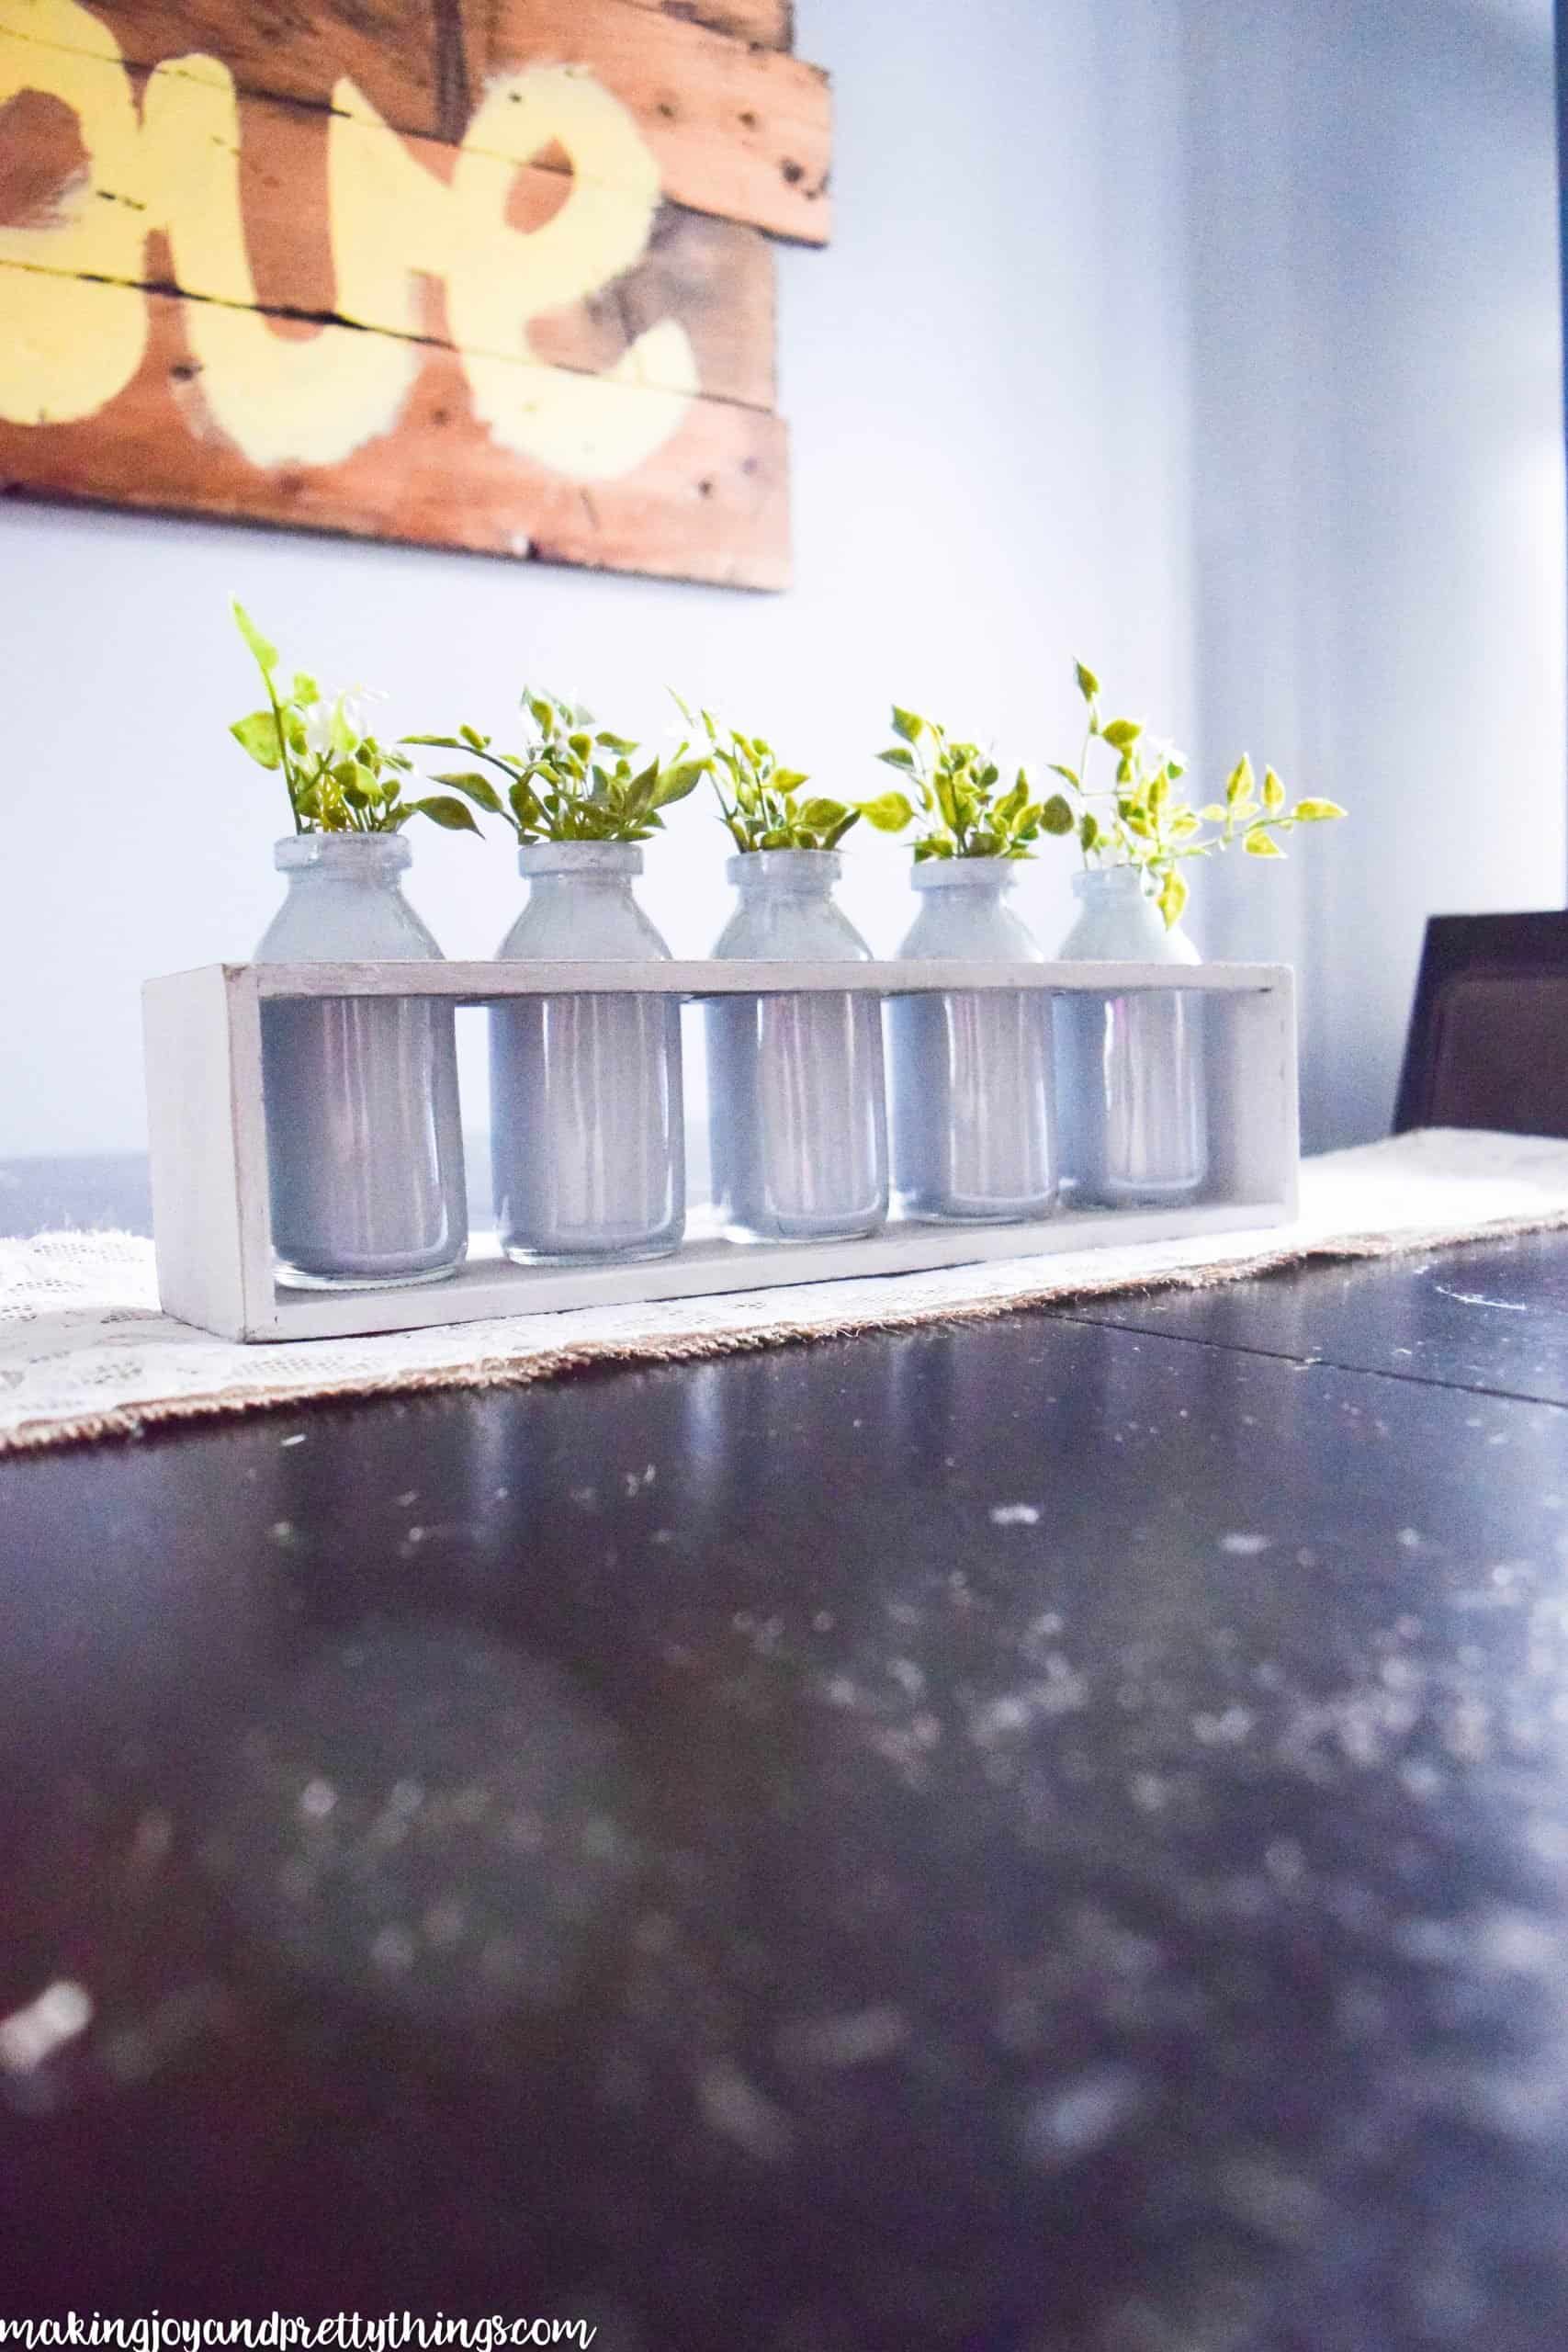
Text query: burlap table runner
5 1128 1568 1454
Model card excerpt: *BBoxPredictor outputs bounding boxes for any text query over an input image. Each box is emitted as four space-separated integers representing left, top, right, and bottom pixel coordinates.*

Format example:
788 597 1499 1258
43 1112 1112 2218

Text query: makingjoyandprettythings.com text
0 2323 600 2352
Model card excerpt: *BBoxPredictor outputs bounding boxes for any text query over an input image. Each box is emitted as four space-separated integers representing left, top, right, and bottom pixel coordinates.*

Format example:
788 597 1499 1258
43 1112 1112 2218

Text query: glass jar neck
910 855 1016 896
517 842 644 881
525 870 638 897
728 849 841 897
275 833 411 886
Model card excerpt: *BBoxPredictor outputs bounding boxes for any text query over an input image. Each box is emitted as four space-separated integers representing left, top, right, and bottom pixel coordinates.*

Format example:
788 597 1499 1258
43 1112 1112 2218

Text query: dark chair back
1394 911 1568 1137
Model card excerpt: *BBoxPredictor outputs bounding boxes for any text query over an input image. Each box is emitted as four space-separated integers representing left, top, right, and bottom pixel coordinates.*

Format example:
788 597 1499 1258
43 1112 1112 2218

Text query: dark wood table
3 1170 1568 2347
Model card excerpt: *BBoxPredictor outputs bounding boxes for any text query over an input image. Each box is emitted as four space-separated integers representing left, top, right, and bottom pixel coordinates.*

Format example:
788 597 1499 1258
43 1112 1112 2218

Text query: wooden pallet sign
0 0 830 585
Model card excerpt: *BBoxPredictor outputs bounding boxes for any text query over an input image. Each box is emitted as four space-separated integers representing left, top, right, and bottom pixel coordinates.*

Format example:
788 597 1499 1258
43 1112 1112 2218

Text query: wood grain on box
0 0 827 582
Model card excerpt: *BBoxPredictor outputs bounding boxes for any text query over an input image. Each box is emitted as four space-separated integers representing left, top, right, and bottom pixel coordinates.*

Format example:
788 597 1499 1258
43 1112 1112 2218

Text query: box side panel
1204 979 1300 1214
142 969 262 1340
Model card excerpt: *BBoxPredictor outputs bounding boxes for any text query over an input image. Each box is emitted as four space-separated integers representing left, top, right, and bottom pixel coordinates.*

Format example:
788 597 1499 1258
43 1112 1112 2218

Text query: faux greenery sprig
229 602 479 837
674 698 861 852
863 707 1075 859
1049 660 1346 929
405 687 705 843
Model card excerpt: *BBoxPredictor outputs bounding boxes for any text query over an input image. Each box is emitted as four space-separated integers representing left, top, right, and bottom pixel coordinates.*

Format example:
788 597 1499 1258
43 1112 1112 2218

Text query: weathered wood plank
17 0 456 139
0 68 777 410
527 202 775 413
0 267 791 587
16 0 831 238
439 0 831 242
0 0 822 584
626 0 794 51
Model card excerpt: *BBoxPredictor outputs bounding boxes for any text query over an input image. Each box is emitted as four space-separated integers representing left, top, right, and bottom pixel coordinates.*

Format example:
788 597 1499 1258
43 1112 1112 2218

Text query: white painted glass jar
491 842 684 1263
1054 865 1207 1207
706 850 888 1241
254 834 468 1289
886 858 1056 1222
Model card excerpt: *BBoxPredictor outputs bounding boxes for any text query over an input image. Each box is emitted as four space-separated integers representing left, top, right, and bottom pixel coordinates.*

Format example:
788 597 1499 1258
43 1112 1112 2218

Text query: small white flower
300 700 336 759
301 684 385 759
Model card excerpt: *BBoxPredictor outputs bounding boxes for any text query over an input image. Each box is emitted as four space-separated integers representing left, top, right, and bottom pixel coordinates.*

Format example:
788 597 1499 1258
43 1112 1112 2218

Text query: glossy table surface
3 1168 1568 2347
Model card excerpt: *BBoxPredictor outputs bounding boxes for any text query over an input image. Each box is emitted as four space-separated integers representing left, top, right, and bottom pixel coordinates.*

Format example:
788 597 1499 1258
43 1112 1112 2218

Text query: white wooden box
141 960 1300 1343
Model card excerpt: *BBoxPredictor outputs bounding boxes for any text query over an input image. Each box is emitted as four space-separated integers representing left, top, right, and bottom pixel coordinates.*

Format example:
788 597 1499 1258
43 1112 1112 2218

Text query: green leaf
431 770 505 815
822 808 860 849
1225 755 1255 805
1046 763 1080 788
1079 812 1100 853
772 768 811 795
231 710 283 769
1243 828 1284 857
1039 792 1076 837
621 757 661 818
231 598 277 676
650 758 707 810
796 797 849 832
1157 868 1189 930
595 730 638 754
992 777 1030 835
400 734 468 751
876 745 917 773
1263 765 1287 813
1074 659 1100 702
890 706 925 744
290 672 320 707
407 795 482 834
1200 803 1228 821
1292 797 1346 821
858 791 915 833
1101 718 1143 751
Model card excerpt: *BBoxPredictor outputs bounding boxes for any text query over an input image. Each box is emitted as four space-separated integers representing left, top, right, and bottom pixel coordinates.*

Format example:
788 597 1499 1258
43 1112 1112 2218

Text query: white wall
1182 0 1566 1147
0 0 1192 1159
0 0 1562 1161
